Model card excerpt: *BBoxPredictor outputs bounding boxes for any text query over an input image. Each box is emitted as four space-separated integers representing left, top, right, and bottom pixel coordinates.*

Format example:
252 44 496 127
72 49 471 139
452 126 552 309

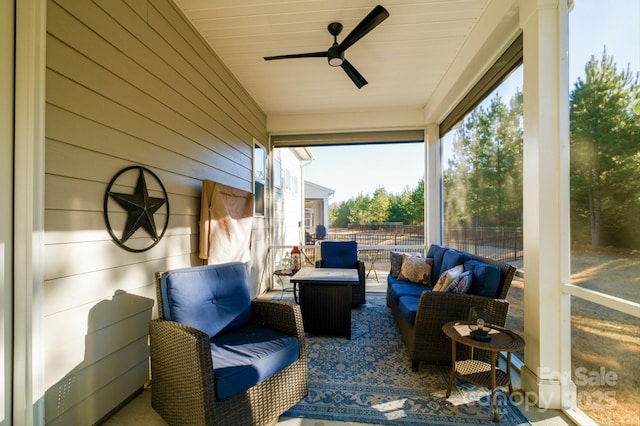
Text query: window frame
253 142 267 217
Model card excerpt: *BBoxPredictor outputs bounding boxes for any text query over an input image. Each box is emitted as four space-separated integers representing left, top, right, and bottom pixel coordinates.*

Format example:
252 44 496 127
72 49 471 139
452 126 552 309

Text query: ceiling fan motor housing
327 23 344 66
328 44 344 66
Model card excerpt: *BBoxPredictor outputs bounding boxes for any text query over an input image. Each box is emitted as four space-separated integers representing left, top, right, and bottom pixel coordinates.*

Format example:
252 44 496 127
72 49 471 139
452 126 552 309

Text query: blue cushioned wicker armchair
315 240 366 306
149 262 308 426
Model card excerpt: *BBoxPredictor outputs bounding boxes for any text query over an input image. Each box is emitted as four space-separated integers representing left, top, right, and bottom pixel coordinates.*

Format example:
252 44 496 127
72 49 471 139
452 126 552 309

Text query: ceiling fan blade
341 59 368 89
264 51 328 61
338 5 389 52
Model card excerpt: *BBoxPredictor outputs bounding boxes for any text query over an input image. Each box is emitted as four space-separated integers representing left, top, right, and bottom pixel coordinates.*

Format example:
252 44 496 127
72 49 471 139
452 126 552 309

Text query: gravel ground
506 250 639 426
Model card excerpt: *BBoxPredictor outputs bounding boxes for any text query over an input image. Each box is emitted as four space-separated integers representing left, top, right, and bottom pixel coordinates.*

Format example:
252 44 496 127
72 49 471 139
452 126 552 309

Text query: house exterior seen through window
273 158 282 189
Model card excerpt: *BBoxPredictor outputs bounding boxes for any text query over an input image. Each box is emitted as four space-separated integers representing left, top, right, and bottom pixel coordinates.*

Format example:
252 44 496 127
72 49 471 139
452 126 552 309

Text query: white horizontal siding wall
44 0 267 424
271 149 304 273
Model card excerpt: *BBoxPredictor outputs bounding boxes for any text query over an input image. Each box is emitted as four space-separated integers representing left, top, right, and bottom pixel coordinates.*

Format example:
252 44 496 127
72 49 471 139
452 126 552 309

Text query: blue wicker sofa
387 244 516 370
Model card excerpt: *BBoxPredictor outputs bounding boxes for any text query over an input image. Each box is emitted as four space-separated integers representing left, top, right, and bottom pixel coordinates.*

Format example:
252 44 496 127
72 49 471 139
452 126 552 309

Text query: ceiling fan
263 5 389 89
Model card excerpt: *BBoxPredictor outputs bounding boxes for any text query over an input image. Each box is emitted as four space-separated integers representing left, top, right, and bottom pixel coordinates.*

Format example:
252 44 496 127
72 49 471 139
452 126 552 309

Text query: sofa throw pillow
398 255 434 284
390 251 421 278
444 270 473 294
390 251 416 278
389 251 404 278
433 264 464 291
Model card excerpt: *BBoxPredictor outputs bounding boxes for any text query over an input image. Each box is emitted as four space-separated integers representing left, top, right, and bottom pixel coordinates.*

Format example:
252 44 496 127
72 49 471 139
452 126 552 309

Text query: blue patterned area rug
277 293 530 425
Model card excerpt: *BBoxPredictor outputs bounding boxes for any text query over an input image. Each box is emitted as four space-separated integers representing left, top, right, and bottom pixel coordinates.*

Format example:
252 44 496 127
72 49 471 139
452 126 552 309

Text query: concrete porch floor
103 381 574 426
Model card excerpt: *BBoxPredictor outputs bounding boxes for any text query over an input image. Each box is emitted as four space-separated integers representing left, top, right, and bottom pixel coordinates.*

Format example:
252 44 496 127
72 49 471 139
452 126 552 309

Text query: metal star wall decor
104 166 170 252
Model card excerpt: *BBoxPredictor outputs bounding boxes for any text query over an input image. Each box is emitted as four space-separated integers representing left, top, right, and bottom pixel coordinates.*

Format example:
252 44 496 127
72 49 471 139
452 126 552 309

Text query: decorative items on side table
290 245 301 273
442 320 525 423
468 306 491 342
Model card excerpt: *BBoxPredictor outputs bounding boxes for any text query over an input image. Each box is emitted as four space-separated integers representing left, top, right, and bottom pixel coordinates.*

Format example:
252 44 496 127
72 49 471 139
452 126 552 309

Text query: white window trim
253 141 267 217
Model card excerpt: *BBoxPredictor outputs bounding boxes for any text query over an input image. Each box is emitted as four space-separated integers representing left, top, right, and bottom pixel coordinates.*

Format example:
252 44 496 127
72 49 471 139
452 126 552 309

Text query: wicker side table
442 321 525 423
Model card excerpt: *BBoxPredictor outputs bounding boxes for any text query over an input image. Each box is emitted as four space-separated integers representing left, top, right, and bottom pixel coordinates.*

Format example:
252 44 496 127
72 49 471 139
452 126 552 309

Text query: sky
303 0 640 204
304 143 426 203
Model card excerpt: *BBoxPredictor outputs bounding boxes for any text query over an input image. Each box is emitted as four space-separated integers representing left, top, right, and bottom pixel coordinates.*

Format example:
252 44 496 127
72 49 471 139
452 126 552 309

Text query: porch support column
14 0 47 423
520 0 572 409
424 124 441 247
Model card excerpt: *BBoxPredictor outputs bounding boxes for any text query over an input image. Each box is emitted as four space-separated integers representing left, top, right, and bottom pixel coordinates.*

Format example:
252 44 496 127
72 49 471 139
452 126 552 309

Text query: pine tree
570 48 640 247
444 90 523 229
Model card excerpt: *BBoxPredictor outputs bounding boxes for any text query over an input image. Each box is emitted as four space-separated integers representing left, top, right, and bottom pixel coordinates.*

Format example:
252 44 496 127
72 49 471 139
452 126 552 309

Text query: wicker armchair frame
150 271 308 426
387 251 516 370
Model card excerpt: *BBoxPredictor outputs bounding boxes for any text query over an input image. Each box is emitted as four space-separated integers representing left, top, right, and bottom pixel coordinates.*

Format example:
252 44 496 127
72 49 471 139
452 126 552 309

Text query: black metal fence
316 231 424 266
325 231 424 246
346 222 423 234
318 225 523 263
445 227 523 262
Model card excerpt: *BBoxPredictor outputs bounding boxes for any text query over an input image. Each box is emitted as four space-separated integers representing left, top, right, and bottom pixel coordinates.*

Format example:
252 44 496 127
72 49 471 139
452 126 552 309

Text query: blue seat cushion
211 324 300 401
389 281 430 303
320 241 358 268
397 296 421 325
464 260 501 298
387 273 401 288
160 262 252 338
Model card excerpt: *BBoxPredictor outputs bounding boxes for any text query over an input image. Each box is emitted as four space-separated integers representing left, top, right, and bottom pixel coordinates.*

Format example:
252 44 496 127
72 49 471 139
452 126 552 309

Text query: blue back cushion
440 249 472 274
426 244 448 283
160 262 252 338
464 260 501 298
320 240 358 268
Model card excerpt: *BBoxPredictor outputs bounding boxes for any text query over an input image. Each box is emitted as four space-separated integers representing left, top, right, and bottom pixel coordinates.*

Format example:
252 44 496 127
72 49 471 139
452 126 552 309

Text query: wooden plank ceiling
173 0 501 117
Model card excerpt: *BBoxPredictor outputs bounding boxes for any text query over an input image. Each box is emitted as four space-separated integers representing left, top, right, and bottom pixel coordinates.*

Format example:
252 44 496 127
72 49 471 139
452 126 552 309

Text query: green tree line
329 49 640 248
329 180 424 227
443 89 523 228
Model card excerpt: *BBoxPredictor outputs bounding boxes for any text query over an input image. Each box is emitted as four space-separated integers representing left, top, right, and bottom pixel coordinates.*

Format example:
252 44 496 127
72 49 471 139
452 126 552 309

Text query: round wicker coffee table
442 321 525 422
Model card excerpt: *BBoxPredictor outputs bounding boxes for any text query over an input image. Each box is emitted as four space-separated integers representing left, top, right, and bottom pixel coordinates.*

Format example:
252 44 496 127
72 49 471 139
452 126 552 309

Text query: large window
568 2 639 425
441 65 524 357
441 67 523 239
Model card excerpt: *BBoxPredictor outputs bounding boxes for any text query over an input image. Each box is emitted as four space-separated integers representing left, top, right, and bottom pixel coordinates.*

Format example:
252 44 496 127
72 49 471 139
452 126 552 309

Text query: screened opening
567 1 640 424
441 65 524 359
